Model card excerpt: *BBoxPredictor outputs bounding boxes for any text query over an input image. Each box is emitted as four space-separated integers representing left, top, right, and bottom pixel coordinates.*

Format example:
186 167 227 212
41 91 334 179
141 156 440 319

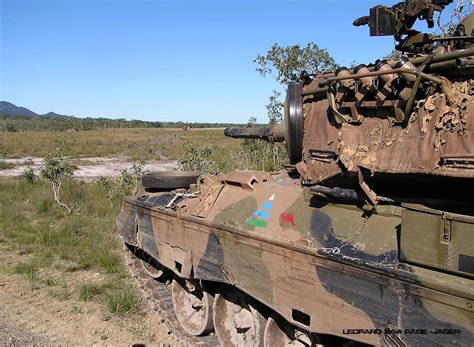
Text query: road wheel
213 287 266 346
171 276 214 336
264 314 321 347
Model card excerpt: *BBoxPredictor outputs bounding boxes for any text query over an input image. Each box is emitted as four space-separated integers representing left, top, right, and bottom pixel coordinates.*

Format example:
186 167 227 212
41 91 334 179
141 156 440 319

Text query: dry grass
0 127 244 318
0 128 235 161
0 161 16 170
0 177 141 314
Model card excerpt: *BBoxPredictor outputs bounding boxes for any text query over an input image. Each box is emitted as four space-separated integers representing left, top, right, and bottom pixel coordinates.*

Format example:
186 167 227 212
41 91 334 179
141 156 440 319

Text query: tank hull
117 172 473 346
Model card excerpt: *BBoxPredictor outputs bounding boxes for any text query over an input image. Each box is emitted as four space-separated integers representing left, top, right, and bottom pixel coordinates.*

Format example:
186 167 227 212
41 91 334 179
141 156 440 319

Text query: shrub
40 148 74 212
177 142 215 172
99 162 144 203
23 166 36 183
178 142 226 173
236 116 288 172
5 123 18 132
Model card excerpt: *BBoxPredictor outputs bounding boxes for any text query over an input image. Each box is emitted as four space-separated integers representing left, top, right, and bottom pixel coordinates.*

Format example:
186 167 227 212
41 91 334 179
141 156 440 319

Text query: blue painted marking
262 201 272 210
253 210 270 219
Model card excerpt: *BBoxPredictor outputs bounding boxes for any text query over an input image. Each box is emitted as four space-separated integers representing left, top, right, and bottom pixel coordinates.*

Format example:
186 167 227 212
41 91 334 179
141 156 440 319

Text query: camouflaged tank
116 1 474 346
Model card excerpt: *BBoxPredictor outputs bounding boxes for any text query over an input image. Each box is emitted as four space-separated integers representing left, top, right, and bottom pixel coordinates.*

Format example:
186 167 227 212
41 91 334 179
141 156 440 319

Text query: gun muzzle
224 123 285 142
353 16 370 27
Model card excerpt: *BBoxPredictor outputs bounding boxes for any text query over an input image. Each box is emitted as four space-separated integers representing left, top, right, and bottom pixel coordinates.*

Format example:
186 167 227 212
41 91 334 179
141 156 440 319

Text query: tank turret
227 0 474 203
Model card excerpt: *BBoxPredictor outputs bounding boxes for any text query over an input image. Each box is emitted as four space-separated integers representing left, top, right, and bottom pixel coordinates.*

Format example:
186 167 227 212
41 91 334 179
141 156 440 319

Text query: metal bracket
440 213 452 245
357 167 378 207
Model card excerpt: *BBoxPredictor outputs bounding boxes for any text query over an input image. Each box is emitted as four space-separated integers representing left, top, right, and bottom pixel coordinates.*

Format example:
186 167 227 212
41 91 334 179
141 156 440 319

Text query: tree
436 0 473 36
266 90 283 126
40 148 74 213
249 42 337 169
254 42 338 86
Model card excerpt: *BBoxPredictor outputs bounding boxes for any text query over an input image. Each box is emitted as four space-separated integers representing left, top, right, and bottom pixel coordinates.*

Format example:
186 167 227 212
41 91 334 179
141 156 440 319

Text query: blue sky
0 0 458 123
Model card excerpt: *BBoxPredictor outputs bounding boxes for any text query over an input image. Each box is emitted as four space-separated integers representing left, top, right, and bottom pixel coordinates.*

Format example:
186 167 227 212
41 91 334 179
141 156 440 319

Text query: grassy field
0 127 234 161
0 121 288 330
0 126 232 323
0 177 140 314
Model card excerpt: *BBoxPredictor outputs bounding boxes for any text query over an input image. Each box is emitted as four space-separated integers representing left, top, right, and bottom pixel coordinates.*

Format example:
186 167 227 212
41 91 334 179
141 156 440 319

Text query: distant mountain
41 111 68 118
0 101 67 118
0 101 38 117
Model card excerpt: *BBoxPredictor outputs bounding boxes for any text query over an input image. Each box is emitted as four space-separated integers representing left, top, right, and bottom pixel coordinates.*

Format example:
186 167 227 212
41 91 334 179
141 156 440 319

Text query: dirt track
0 157 177 180
0 247 177 346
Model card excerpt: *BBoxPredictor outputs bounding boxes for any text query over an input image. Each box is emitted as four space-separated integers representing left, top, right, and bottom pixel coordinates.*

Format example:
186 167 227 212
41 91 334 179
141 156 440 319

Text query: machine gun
353 0 453 36
352 0 474 53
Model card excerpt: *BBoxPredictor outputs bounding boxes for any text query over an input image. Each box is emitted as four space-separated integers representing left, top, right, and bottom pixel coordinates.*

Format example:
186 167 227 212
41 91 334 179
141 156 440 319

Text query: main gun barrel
224 123 285 142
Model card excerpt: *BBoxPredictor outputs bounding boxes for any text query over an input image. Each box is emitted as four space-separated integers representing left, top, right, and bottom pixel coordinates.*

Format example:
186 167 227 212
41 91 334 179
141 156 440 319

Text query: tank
116 1 474 346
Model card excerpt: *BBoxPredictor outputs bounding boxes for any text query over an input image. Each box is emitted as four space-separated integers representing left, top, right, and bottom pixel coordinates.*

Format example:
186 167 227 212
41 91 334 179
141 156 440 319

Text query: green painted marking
246 218 267 228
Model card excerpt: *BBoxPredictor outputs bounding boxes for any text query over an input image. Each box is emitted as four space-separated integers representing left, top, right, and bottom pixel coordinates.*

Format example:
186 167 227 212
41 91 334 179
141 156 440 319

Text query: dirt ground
0 245 177 347
0 157 177 180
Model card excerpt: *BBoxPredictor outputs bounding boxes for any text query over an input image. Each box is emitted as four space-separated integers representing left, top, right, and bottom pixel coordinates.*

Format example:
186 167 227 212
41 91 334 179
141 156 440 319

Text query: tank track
122 244 220 347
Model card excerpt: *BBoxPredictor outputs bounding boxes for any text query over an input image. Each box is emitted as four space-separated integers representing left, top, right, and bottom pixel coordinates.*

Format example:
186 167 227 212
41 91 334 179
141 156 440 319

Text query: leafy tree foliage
266 90 283 126
247 43 337 170
254 42 338 86
177 43 338 172
436 0 473 36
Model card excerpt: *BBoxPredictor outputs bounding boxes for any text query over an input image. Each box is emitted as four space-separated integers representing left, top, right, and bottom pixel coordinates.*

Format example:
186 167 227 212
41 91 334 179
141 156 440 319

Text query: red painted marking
280 213 295 226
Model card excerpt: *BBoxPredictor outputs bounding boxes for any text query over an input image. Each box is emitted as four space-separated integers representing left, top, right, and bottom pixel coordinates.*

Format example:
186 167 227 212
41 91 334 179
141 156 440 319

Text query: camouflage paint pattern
116 171 474 346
